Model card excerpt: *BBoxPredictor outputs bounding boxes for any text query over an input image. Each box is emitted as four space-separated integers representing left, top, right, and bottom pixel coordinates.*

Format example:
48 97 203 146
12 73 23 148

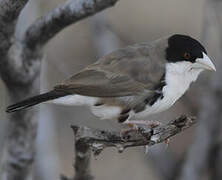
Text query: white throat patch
153 61 202 110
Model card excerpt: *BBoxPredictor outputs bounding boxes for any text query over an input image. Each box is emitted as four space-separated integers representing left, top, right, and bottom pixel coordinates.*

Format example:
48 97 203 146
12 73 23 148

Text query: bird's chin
190 67 204 73
188 67 203 82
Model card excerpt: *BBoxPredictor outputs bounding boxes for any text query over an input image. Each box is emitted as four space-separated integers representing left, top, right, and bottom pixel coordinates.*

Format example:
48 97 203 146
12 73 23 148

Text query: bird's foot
144 145 149 154
120 122 138 141
125 120 161 128
120 120 161 142
122 120 162 153
164 138 171 149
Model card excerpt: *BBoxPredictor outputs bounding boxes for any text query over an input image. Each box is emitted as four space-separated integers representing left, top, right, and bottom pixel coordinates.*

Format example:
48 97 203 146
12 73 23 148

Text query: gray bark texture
71 115 196 154
61 126 93 180
61 115 196 180
0 0 119 180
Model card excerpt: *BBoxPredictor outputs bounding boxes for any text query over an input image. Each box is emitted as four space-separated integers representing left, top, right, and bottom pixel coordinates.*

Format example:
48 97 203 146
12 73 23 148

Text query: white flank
49 95 99 106
91 105 121 120
48 94 121 120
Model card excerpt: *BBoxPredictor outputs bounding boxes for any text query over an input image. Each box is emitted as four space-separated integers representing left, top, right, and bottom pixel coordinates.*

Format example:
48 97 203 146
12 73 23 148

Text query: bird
6 34 216 127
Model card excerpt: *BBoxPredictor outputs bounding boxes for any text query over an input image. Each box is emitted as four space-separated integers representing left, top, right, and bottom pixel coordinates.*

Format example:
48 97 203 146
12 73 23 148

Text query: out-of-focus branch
209 141 222 180
71 115 196 156
178 1 222 180
0 0 28 54
23 0 119 51
0 0 120 180
91 14 123 56
0 1 36 180
2 0 120 86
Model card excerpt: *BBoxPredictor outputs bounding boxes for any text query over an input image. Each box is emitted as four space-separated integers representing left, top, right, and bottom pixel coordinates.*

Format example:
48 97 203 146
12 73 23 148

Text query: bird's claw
164 138 170 149
120 123 138 141
144 145 149 154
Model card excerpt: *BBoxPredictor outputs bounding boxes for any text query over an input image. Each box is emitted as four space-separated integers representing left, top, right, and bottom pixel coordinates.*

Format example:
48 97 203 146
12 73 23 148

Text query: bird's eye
184 52 191 60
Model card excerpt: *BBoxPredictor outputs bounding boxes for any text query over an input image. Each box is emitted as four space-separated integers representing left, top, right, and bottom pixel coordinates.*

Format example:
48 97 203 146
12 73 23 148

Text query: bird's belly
50 94 99 106
133 97 176 119
133 82 187 119
91 105 121 120
50 94 121 120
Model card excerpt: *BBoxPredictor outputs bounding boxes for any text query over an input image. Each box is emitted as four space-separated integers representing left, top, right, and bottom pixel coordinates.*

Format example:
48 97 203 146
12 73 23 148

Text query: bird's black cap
166 34 207 63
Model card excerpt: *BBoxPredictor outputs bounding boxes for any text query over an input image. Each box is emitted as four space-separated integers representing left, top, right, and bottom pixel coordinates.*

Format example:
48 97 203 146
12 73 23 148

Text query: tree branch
23 0 119 51
0 0 28 55
0 0 30 85
71 115 196 156
72 127 93 180
0 0 120 180
63 115 196 180
60 115 195 180
1 0 120 86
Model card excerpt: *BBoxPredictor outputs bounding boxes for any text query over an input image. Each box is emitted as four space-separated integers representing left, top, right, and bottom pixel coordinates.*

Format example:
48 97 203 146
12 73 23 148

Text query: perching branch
72 127 93 180
66 115 196 180
71 115 196 154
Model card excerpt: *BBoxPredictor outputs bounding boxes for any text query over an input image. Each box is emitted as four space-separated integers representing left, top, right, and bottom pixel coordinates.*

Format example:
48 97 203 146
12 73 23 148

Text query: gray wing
54 44 166 97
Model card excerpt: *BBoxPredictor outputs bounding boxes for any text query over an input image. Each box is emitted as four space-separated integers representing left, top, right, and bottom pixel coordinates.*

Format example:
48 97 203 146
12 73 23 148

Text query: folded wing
55 44 165 97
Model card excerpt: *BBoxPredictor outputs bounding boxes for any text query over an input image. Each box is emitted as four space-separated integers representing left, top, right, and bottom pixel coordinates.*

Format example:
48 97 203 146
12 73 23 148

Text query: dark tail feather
6 90 68 113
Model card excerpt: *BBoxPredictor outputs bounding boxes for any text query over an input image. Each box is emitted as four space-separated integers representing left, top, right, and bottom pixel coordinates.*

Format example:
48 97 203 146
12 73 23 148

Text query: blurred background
1 0 221 180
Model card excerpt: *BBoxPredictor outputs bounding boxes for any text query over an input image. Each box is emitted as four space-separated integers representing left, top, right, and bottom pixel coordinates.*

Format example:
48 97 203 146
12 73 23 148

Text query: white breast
134 62 202 118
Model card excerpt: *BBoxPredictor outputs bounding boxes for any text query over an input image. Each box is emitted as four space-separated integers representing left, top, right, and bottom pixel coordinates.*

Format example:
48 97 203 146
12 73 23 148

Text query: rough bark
24 0 119 51
0 1 38 179
71 115 196 154
60 126 93 180
0 0 120 180
60 115 196 180
72 127 93 180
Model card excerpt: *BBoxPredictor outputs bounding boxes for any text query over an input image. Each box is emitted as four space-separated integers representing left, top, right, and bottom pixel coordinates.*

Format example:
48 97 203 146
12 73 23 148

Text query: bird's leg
122 120 162 153
120 120 139 141
125 120 161 128
164 138 171 149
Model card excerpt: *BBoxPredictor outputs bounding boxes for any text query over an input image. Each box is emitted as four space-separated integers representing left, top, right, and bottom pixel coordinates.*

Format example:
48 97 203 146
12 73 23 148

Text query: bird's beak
194 53 216 71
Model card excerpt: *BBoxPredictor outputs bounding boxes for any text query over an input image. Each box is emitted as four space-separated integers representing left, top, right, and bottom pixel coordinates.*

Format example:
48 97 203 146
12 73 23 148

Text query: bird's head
165 34 216 73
